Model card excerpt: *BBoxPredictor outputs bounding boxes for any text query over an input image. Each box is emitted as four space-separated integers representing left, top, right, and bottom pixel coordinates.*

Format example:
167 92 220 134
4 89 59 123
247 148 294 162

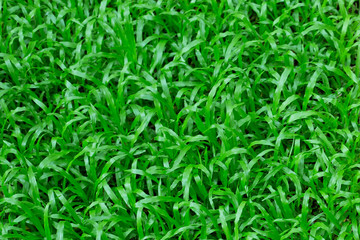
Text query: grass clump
1 0 360 239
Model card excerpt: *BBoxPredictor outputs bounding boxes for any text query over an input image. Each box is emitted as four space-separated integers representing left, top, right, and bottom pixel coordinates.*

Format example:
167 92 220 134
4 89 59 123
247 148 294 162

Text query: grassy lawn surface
1 0 360 239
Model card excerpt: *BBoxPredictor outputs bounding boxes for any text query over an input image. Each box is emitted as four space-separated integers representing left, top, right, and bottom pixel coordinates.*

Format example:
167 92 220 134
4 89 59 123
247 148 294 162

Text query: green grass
1 0 360 239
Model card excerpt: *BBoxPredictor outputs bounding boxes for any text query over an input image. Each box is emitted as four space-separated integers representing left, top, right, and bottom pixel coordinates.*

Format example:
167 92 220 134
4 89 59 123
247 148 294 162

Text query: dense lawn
1 0 360 239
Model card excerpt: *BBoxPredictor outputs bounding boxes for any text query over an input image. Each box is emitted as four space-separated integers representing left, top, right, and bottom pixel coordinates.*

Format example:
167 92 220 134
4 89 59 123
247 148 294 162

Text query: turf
1 0 360 239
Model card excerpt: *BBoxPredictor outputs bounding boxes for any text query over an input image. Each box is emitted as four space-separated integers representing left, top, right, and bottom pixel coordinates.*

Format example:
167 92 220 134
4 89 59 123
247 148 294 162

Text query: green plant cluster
1 0 360 239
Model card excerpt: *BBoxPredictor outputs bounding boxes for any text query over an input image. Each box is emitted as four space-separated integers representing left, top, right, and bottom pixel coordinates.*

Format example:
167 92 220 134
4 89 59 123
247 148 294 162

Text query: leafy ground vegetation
1 0 360 239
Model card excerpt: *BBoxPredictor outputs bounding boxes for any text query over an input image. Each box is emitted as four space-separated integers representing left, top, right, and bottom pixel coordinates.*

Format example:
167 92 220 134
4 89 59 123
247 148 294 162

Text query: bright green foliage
1 0 360 239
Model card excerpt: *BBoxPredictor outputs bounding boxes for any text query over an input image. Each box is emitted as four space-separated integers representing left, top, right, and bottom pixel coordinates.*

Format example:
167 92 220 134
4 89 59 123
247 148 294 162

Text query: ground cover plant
1 0 360 239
